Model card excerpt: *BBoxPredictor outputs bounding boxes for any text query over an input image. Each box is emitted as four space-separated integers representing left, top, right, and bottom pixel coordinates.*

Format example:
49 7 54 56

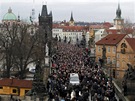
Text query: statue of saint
88 38 91 48
55 35 58 42
46 43 49 56
102 44 106 58
123 63 135 80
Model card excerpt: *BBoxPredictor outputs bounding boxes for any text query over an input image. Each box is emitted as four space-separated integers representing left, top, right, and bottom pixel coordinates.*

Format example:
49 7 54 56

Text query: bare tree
0 23 17 78
0 23 44 79
122 18 134 37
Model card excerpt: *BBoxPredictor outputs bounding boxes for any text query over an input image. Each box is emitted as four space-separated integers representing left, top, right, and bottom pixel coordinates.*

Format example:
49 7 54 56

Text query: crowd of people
47 42 117 101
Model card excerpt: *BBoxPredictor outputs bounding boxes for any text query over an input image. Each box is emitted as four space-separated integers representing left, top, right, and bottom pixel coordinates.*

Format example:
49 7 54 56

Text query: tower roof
70 12 74 22
3 7 17 21
41 5 48 16
115 3 122 19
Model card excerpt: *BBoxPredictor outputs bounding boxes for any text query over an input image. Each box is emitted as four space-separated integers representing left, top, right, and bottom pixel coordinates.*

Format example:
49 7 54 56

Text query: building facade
96 34 128 78
0 78 32 96
52 13 89 45
116 38 135 78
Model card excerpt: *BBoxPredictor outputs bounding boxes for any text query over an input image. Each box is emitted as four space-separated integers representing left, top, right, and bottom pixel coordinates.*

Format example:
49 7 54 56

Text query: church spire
114 2 124 30
116 3 121 19
70 12 74 22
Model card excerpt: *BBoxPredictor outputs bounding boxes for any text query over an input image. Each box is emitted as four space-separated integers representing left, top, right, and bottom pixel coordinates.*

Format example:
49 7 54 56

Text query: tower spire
18 13 20 22
116 2 121 19
41 4 48 16
31 0 35 22
70 12 74 22
114 1 124 30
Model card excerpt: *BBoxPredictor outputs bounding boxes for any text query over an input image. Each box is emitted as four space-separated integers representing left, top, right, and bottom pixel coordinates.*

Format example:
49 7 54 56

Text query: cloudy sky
0 0 135 23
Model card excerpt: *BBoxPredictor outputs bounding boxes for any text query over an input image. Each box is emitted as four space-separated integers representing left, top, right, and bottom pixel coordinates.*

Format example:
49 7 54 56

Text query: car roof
70 73 79 77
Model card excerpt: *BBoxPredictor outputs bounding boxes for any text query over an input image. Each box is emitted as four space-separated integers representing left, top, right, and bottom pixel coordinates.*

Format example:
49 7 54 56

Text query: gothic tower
38 4 53 85
39 4 53 56
114 3 124 29
69 12 75 26
39 5 52 32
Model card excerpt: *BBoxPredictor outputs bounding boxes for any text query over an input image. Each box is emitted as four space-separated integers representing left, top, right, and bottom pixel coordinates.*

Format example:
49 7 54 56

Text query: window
107 57 111 64
113 47 116 53
12 89 17 93
117 62 120 67
112 58 116 64
108 47 110 53
117 54 119 58
98 46 101 52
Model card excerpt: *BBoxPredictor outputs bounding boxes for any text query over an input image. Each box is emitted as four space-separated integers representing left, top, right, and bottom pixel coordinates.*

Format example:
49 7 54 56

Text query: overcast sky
0 0 135 23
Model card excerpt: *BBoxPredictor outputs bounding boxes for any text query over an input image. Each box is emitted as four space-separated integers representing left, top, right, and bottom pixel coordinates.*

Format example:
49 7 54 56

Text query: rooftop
96 34 127 45
0 78 32 88
125 38 135 51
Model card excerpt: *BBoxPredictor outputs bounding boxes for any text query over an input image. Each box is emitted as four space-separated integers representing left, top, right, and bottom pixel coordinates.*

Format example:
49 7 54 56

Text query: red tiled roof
96 34 127 45
103 22 112 26
125 38 135 51
53 24 60 28
63 26 88 32
106 29 121 34
103 22 113 28
53 25 88 32
0 78 32 88
60 21 69 26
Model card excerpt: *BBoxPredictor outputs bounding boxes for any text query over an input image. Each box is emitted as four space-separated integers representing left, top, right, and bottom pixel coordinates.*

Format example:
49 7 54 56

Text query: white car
69 73 80 85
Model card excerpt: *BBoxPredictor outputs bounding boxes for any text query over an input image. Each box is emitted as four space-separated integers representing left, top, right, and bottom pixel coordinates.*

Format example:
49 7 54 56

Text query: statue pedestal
43 67 50 85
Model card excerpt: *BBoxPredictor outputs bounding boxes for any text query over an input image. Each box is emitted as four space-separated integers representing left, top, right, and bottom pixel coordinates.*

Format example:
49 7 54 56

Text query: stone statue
102 44 106 66
123 63 135 80
59 36 61 42
55 35 58 42
88 38 91 49
46 43 49 56
89 37 94 48
102 44 106 58
64 36 67 43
